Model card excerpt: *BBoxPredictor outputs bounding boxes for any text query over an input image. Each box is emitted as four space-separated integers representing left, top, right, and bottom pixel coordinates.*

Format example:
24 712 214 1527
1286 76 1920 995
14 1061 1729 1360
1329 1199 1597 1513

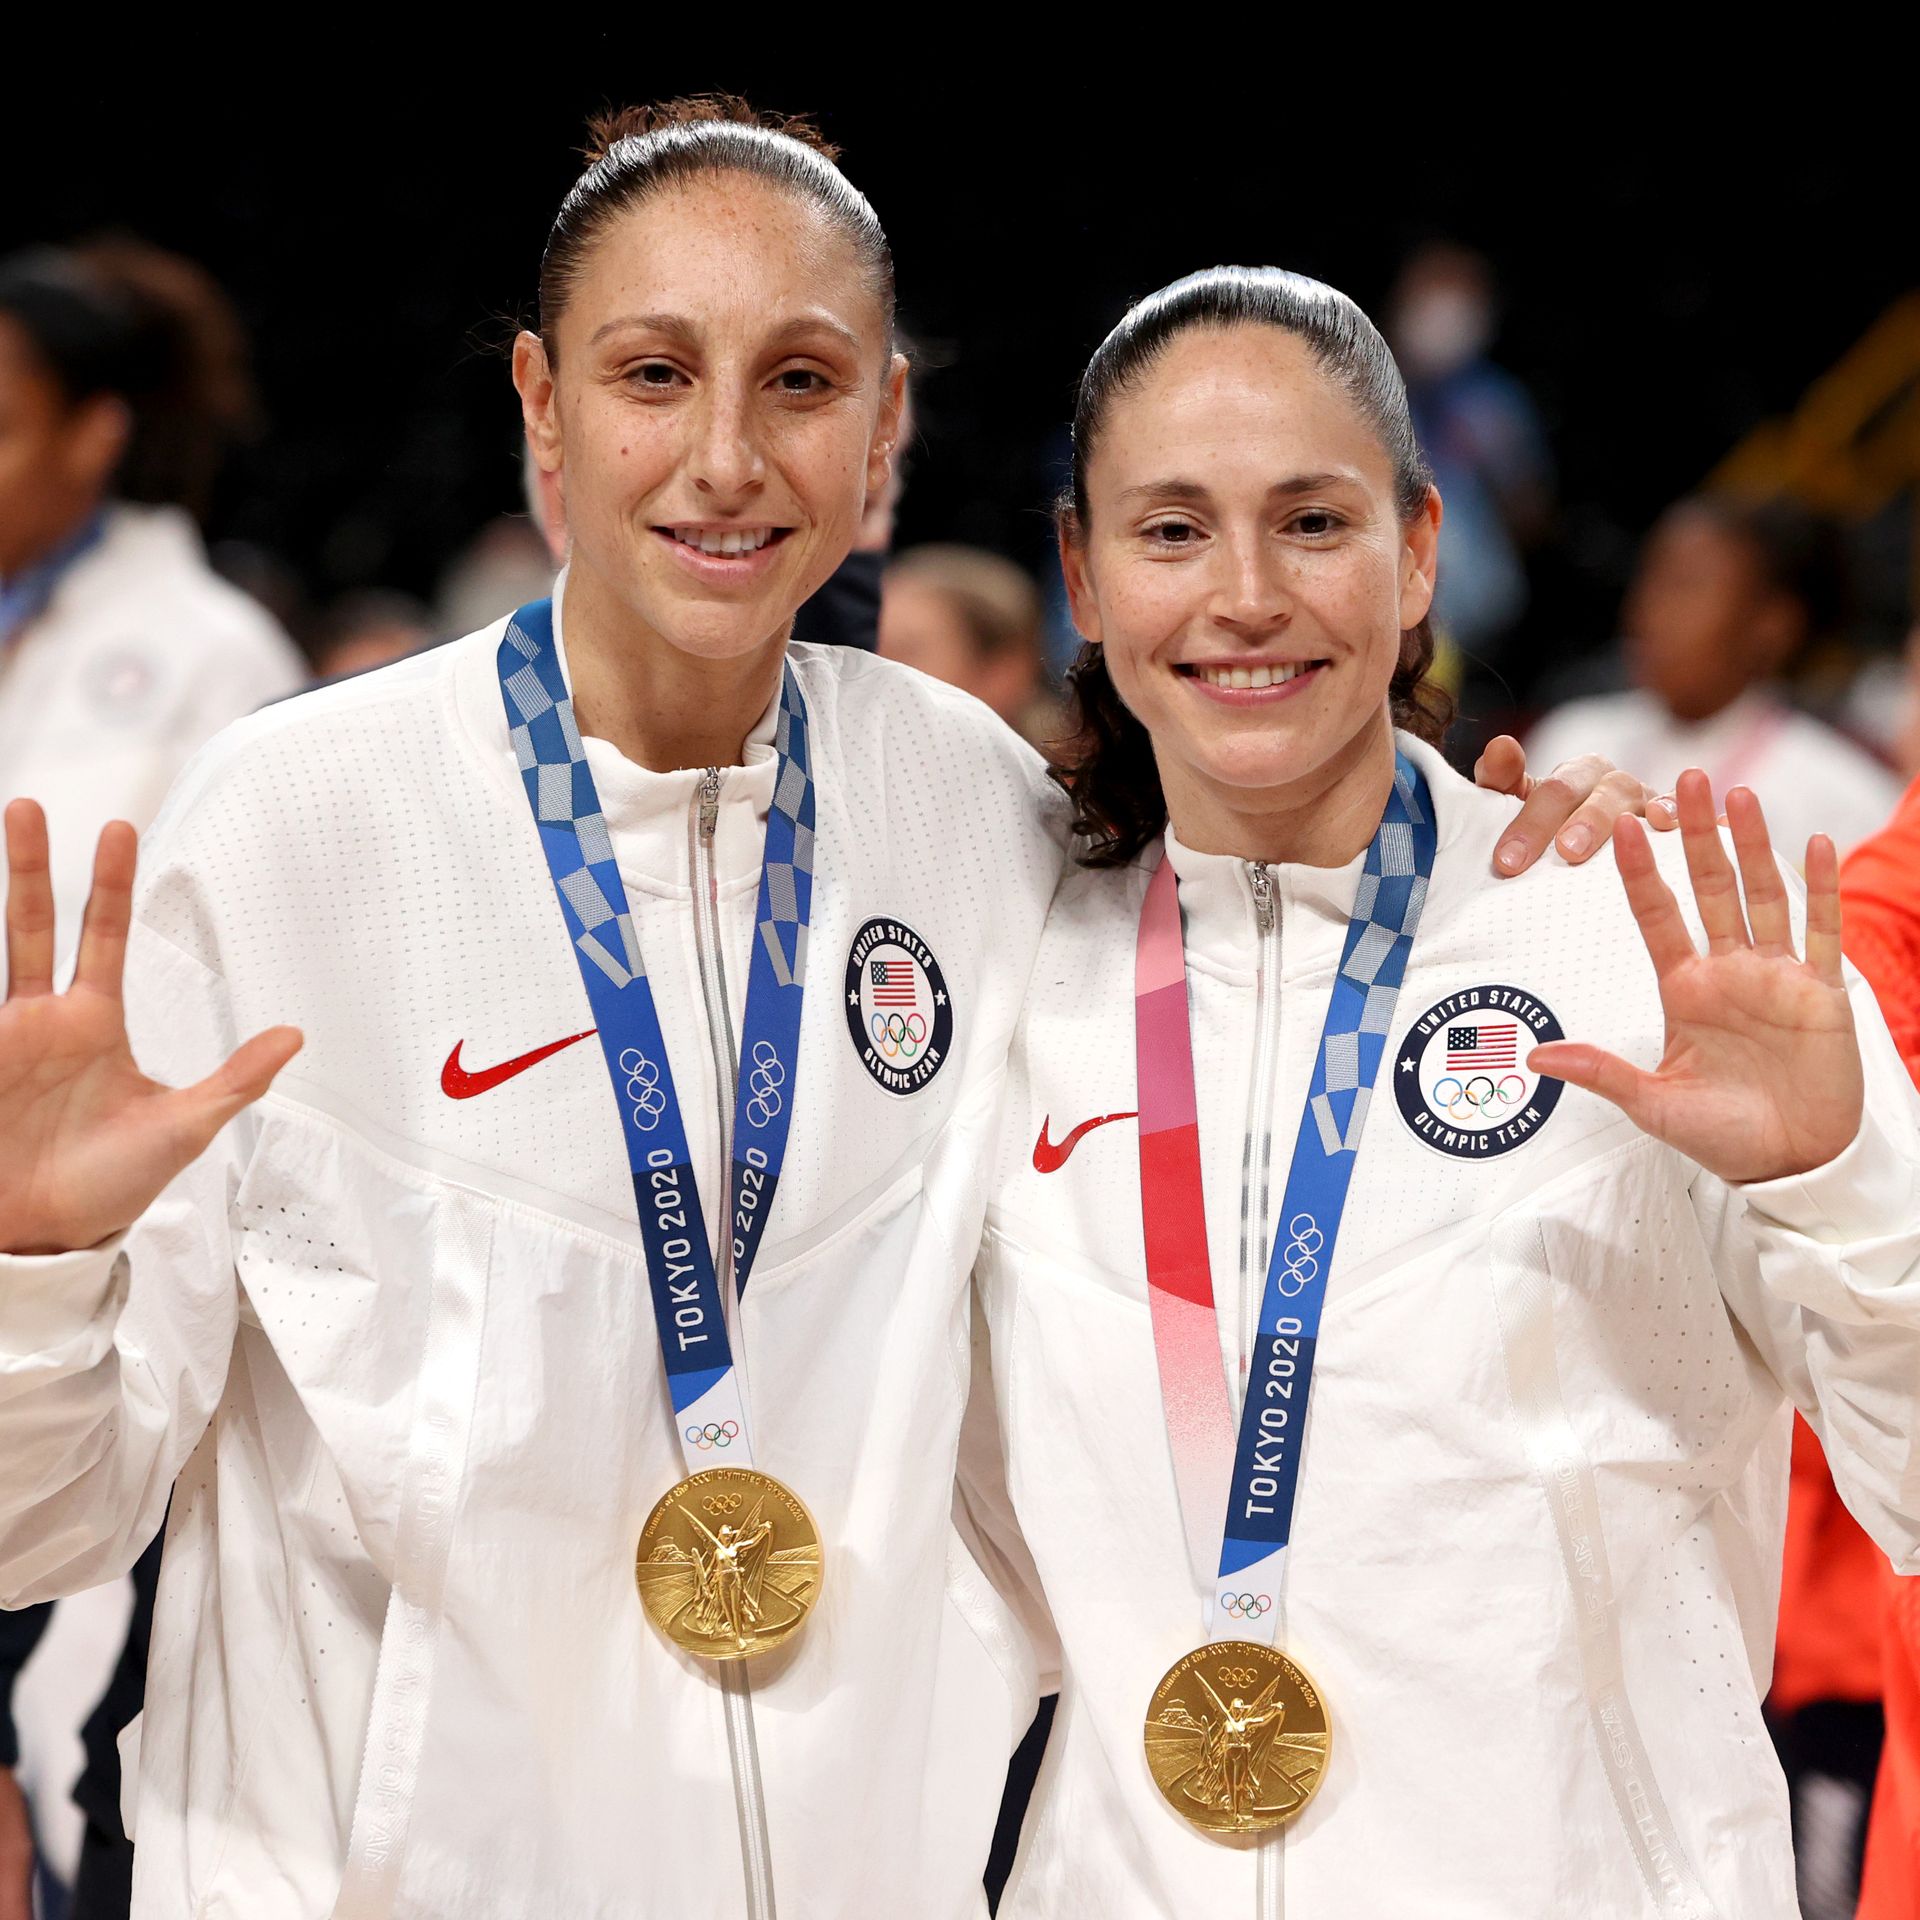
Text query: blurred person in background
878 543 1058 743
1528 495 1901 859
308 589 434 683
0 239 302 1920
1387 242 1552 661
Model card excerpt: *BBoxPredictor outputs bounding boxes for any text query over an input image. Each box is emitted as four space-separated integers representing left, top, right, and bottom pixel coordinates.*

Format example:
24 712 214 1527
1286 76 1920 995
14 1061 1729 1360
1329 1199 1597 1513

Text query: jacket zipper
690 766 779 1920
1239 862 1286 1920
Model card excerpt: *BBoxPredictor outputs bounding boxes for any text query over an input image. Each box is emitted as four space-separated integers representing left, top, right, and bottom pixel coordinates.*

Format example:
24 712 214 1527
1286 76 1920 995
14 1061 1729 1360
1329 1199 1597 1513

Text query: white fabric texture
1527 687 1901 861
975 735 1920 1919
0 502 306 973
0 612 1066 1919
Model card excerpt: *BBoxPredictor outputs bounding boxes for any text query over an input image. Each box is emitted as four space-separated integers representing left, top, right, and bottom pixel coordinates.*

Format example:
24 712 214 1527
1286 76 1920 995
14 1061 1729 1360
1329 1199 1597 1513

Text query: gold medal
1143 1640 1331 1837
635 1466 822 1660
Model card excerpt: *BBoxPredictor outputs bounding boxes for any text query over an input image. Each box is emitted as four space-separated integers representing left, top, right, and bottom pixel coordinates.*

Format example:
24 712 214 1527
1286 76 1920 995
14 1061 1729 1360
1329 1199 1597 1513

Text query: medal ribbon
497 599 815 1476
1135 753 1436 1643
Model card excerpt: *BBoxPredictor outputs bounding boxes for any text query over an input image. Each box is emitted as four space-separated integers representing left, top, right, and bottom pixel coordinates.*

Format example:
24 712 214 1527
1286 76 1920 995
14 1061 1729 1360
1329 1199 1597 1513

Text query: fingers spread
176 1026 305 1154
1676 769 1749 953
1614 815 1698 978
74 822 138 1000
1528 1040 1656 1121
1804 834 1844 986
4 801 55 999
1725 788 1792 957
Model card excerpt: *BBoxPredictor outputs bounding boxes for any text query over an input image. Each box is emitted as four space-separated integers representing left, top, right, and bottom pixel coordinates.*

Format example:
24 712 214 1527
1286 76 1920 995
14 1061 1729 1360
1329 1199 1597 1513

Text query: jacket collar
1158 733 1469 979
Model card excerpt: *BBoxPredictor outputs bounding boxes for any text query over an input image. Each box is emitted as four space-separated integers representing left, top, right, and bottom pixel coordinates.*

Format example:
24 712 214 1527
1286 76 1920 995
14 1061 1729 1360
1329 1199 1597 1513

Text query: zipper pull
1246 861 1275 935
698 767 721 840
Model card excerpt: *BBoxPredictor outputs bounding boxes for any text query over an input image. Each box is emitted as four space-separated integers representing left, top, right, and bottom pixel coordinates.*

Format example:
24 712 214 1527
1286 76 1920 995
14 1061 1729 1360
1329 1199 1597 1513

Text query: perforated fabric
977 735 1920 1919
0 613 1068 1919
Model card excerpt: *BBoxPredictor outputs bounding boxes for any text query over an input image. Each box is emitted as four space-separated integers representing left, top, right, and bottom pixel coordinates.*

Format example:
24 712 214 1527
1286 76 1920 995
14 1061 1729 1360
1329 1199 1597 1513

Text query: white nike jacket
976 734 1920 1920
0 503 306 957
0 605 1064 1919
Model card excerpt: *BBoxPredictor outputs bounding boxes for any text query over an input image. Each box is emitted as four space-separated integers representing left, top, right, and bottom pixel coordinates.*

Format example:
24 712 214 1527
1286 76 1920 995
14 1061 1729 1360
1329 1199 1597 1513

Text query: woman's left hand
1473 738 1675 876
1528 770 1863 1185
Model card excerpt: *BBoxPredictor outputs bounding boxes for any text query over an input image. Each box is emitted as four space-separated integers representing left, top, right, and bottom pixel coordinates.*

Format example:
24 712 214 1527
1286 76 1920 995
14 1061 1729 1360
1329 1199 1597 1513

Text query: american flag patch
1447 1023 1517 1069
871 958 918 1006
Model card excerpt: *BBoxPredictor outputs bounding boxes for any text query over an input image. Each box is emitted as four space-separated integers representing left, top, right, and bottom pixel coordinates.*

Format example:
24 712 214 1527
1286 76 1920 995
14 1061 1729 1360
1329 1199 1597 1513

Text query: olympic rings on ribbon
684 1420 741 1451
746 1038 786 1128
869 1010 929 1060
1219 1592 1273 1620
1276 1212 1325 1297
619 1047 667 1132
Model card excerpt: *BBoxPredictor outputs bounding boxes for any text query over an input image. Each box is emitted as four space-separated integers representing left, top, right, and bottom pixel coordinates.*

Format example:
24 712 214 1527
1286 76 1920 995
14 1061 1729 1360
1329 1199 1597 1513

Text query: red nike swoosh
441 1029 598 1099
1033 1111 1139 1173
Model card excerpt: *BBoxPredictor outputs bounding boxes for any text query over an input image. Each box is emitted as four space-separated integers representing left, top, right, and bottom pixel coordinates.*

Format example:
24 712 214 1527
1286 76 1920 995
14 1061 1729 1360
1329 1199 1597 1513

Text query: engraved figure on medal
1143 1643 1331 1836
635 1467 822 1659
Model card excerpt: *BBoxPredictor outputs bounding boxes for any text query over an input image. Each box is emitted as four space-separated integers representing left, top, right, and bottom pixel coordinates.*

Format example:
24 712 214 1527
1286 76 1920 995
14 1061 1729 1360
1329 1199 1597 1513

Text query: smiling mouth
657 525 794 558
1177 660 1325 690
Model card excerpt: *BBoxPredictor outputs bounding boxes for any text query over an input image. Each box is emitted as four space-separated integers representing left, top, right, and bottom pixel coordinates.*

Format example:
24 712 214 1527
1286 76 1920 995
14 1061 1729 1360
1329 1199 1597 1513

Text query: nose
1209 527 1292 636
686 375 767 507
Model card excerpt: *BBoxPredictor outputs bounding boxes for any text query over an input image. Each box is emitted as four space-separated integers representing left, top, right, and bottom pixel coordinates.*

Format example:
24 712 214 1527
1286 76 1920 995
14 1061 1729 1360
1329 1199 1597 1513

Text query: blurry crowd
0 230 1914 1920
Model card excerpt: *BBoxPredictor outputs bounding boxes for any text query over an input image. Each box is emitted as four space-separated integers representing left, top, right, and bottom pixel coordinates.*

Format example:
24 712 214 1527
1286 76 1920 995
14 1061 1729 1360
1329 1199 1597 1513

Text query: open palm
1529 771 1861 1186
0 801 301 1255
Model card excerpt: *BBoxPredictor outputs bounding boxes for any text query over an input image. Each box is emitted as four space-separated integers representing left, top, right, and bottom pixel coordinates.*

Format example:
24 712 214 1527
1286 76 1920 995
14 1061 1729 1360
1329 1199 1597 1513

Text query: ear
1398 484 1443 630
1058 518 1102 648
66 395 131 495
867 352 910 495
513 332 563 473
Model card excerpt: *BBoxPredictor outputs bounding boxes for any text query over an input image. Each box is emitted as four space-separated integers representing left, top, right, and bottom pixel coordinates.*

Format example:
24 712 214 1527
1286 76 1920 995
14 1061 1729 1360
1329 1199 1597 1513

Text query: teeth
672 527 774 557
1194 662 1309 689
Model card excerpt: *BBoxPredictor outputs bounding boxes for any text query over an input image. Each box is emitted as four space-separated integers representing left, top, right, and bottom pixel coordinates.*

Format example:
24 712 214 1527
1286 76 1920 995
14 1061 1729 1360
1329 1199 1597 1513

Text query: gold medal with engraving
1142 1640 1331 1837
635 1466 822 1660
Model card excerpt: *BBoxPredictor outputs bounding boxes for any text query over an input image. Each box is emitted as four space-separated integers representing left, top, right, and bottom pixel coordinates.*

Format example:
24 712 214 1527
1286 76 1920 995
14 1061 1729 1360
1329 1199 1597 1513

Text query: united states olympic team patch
845 917 954 1096
1394 984 1565 1158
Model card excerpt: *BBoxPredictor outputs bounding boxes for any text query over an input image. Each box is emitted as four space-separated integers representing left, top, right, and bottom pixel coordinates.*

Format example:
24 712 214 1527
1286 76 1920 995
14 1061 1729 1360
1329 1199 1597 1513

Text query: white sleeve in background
0 921 246 1605
1699 966 1920 1570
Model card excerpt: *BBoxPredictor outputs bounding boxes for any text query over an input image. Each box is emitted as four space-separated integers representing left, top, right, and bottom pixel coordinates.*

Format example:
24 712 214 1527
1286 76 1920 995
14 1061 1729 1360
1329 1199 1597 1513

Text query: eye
772 367 833 397
1288 509 1343 538
1142 519 1201 546
627 360 686 392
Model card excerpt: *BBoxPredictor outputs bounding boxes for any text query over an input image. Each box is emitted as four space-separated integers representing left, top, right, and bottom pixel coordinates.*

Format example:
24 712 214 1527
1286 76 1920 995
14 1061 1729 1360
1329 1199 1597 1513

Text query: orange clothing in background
1841 773 1920 1920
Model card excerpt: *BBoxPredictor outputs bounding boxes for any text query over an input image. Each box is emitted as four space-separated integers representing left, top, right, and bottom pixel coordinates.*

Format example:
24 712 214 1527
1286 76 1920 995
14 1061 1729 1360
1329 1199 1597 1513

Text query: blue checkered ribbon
498 600 814 1457
1217 753 1435 1585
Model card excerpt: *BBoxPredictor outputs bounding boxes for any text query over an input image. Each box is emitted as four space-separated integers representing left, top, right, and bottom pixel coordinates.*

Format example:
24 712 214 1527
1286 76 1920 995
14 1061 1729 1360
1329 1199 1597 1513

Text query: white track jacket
0 503 305 952
977 735 1920 1920
0 609 1063 1918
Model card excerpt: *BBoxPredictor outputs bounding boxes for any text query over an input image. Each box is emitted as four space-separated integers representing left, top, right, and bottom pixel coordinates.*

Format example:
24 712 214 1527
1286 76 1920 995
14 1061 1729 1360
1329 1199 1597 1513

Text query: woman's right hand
0 802 301 1257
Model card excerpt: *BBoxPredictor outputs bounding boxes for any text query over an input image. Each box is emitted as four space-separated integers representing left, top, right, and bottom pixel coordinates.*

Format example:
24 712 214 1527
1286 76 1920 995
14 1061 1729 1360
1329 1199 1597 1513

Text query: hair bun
583 96 840 167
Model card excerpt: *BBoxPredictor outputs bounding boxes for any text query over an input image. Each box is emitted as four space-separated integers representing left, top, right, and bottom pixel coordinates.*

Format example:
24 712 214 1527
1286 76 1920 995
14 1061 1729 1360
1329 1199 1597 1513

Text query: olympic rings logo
1276 1213 1325 1297
619 1047 667 1132
1430 1072 1529 1123
685 1420 741 1451
703 1491 745 1516
870 1010 929 1060
1220 1593 1273 1622
1218 1665 1262 1687
746 1039 785 1128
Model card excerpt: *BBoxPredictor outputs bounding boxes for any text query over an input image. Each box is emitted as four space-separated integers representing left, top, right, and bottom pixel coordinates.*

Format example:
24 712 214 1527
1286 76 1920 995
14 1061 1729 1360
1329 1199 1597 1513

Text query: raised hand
0 802 301 1256
1472 739 1674 876
1528 771 1861 1186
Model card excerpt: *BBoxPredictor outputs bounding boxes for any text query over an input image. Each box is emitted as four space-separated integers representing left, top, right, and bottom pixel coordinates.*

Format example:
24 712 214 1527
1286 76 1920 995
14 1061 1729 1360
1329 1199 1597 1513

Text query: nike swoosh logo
442 1029 598 1099
1032 1110 1139 1173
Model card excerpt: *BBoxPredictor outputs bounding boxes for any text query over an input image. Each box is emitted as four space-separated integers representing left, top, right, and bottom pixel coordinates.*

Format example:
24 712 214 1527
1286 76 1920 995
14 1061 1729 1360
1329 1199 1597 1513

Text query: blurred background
0 46 1913 1920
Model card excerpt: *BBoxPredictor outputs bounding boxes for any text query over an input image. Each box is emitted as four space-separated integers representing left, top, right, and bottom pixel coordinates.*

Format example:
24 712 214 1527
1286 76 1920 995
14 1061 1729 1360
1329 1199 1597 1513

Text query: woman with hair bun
0 105 1638 1917
974 266 1920 1916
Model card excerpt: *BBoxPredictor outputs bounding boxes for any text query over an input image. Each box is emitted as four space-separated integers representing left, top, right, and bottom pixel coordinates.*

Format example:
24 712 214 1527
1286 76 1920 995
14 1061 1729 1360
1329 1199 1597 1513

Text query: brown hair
1051 266 1452 867
537 95 894 362
886 544 1044 664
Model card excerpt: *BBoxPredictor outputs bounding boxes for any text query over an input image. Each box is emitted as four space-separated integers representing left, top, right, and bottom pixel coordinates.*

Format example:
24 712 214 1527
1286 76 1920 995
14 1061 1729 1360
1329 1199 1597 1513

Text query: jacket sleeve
1700 962 1920 1572
0 918 246 1606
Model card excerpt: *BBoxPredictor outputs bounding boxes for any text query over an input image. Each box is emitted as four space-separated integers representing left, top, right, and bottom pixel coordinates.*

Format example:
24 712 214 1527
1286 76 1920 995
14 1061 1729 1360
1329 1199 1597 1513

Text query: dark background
3 49 1907 731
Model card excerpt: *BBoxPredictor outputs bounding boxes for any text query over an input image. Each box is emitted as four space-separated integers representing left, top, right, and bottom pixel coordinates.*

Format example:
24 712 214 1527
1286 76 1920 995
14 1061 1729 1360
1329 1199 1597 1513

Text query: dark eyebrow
586 310 864 356
1114 470 1360 508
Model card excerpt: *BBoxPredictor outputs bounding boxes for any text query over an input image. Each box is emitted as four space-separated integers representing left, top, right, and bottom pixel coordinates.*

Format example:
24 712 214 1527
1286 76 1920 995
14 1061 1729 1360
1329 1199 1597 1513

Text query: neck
1162 709 1399 867
560 560 786 773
